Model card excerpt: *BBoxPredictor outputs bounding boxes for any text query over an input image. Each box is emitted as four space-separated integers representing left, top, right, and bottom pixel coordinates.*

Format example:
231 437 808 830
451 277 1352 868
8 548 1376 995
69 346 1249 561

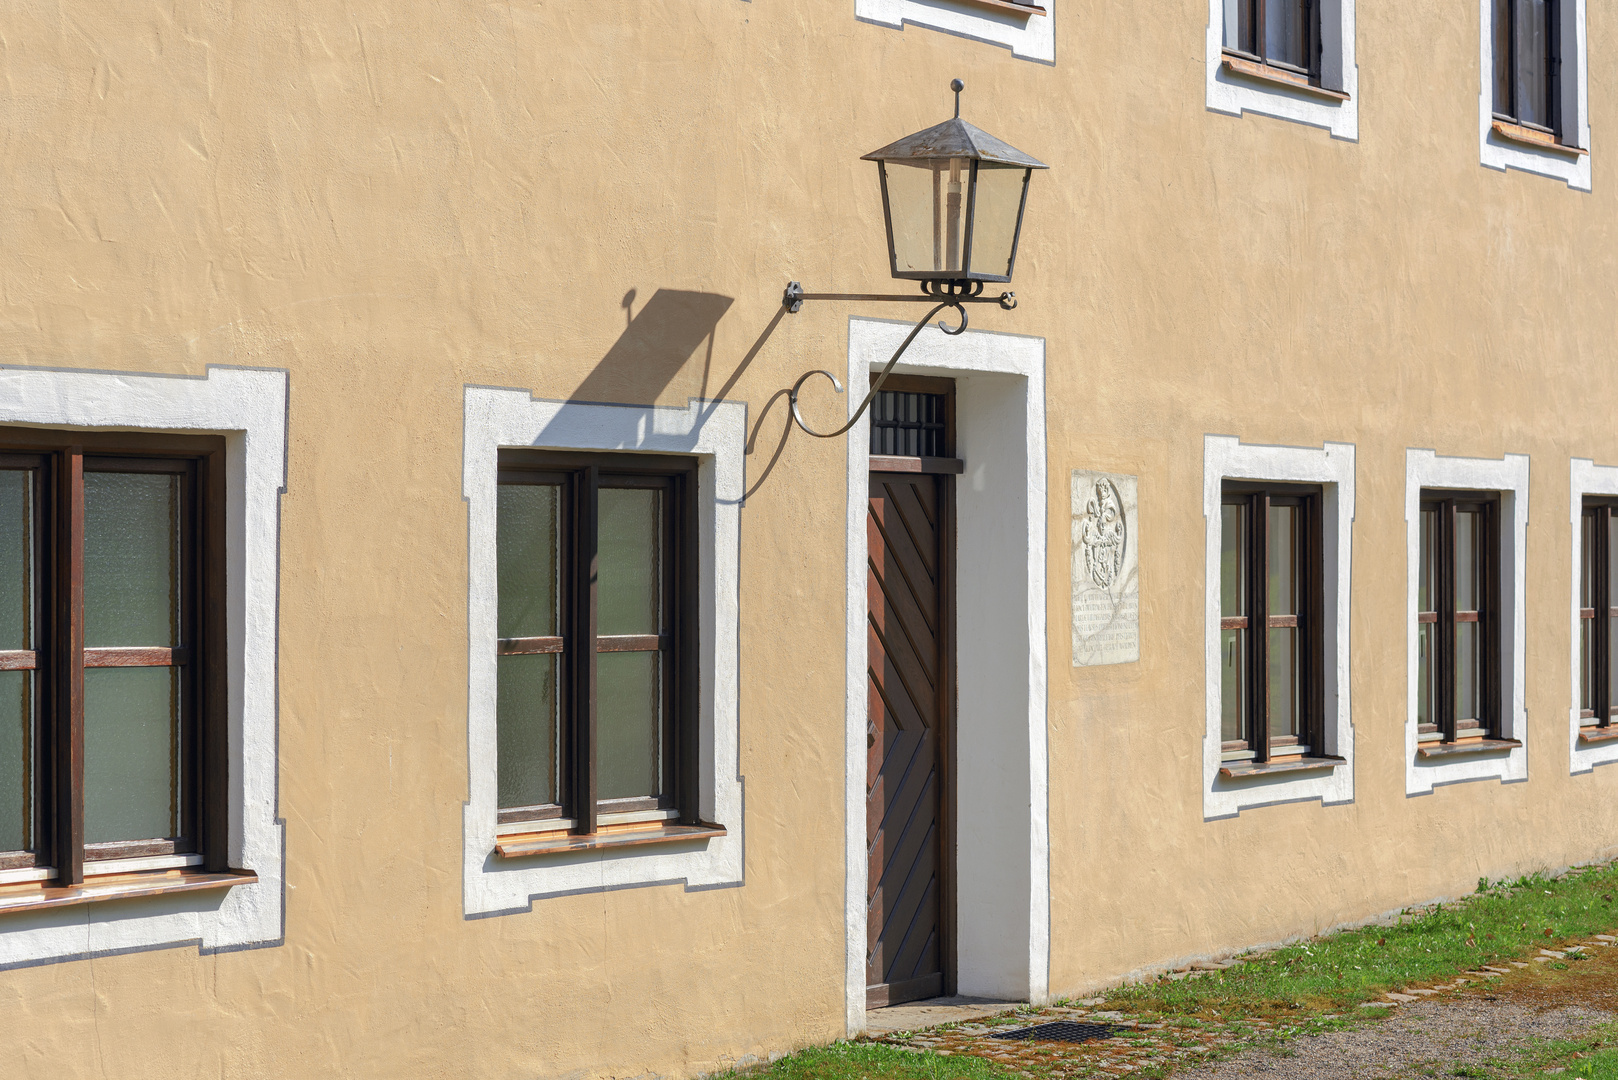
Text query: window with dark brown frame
1223 0 1321 82
1493 0 1561 136
1579 498 1618 736
1417 492 1506 748
0 430 229 887
495 451 698 837
1220 482 1325 765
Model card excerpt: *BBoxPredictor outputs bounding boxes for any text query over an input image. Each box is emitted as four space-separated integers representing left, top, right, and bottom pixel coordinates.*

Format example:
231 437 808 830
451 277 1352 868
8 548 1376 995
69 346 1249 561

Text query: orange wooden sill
1579 727 1618 746
1220 52 1350 101
1415 738 1521 759
1491 119 1587 156
496 822 726 859
956 0 1046 16
0 868 256 915
1218 756 1344 779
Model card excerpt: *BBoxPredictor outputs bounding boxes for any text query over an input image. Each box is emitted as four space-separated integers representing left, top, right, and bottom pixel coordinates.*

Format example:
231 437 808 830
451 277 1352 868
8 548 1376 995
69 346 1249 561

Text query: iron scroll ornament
781 279 1016 439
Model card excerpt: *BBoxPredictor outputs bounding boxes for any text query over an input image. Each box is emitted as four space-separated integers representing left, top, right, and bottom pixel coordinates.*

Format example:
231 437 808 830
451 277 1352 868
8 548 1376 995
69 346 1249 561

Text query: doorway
865 375 958 1010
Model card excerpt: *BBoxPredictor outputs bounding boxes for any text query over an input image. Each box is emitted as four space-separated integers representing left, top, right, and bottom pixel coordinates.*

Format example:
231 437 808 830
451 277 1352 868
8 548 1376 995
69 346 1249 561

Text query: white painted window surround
843 318 1048 1032
1478 0 1590 190
1205 0 1358 139
1202 437 1356 820
461 390 744 916
0 365 287 968
856 0 1053 64
1404 450 1529 795
1569 459 1618 774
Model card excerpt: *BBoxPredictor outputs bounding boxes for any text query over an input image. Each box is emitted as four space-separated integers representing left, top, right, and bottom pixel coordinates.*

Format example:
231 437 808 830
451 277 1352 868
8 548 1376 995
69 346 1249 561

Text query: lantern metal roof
861 116 1048 170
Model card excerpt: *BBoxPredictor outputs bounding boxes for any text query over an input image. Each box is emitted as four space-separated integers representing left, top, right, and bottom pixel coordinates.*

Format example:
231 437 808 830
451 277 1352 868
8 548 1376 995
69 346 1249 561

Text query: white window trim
1404 449 1529 795
855 0 1053 64
461 390 744 916
1478 0 1590 190
1569 459 1618 774
1205 0 1358 139
1202 436 1356 821
0 365 286 968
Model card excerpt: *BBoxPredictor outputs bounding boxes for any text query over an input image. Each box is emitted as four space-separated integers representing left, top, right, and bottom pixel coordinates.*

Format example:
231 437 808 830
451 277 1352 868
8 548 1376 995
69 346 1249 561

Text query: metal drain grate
990 1021 1120 1044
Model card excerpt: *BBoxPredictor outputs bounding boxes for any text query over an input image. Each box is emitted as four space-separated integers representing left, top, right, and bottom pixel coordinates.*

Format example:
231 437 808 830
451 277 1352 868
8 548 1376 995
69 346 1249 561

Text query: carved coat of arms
1080 478 1127 590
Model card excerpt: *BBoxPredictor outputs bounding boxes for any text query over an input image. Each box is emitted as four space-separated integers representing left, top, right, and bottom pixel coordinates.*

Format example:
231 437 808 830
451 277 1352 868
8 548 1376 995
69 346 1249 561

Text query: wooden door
866 469 952 1009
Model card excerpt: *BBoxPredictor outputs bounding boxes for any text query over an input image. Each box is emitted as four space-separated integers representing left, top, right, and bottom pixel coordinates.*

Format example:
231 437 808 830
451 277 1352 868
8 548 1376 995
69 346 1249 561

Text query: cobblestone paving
871 936 1618 1078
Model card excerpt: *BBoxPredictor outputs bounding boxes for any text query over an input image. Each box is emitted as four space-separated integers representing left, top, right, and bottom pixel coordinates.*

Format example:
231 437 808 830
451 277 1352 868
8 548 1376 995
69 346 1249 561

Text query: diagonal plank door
867 471 949 1009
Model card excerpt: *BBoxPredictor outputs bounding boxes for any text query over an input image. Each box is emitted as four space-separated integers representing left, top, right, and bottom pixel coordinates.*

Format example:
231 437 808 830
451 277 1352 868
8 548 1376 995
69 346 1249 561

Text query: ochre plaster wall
1 0 1616 1074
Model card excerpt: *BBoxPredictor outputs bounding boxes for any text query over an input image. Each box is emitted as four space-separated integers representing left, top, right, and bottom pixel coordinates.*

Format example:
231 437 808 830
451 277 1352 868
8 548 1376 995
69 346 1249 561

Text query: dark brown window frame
1220 481 1326 766
1492 0 1562 138
0 428 230 887
1580 498 1618 733
1417 491 1505 748
1222 0 1323 85
495 450 699 838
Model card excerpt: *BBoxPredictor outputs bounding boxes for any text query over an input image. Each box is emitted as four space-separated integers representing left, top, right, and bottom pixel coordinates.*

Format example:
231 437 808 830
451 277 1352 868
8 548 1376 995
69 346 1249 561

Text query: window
0 431 227 887
495 451 696 835
1417 492 1507 748
1579 498 1618 734
1493 0 1560 135
1223 0 1319 81
1219 482 1324 765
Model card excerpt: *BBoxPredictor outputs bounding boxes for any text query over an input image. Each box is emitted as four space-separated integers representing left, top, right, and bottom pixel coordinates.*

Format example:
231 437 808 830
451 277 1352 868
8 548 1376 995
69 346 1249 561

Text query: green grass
1495 1023 1618 1078
1092 863 1618 1017
727 1043 1016 1080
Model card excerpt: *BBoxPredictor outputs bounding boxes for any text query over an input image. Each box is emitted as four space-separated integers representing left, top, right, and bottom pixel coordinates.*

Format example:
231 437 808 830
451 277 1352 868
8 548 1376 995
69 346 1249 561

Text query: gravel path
1171 997 1612 1079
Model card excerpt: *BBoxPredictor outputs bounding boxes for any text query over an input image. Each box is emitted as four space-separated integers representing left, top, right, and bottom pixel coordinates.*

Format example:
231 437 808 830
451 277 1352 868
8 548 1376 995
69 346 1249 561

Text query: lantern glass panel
967 163 1026 279
883 158 968 276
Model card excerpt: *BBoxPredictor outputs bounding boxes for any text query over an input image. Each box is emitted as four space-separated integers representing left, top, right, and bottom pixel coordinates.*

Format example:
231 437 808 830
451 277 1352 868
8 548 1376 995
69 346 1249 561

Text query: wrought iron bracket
779 279 1018 439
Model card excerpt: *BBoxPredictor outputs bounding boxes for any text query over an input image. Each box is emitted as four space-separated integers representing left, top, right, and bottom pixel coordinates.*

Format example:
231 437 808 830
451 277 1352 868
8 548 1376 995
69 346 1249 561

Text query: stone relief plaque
1070 470 1139 666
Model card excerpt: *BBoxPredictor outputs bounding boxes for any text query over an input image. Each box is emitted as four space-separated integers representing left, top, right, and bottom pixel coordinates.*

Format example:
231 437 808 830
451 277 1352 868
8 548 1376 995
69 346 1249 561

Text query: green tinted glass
496 654 560 809
597 651 660 801
497 484 560 640
0 671 30 852
83 472 179 647
598 488 661 636
0 471 32 651
83 667 178 843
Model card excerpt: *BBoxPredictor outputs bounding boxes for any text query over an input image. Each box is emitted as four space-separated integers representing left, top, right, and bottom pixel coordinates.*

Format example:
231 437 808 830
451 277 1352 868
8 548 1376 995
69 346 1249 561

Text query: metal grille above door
870 391 947 457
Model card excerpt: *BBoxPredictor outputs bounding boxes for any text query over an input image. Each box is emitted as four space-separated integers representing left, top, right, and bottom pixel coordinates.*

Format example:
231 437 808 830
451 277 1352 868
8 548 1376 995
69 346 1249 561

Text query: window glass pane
496 654 560 809
1493 0 1514 114
966 164 1025 280
1581 615 1594 714
1223 0 1247 50
1268 504 1296 614
1419 509 1436 613
1265 0 1308 68
1221 629 1244 743
1608 513 1618 612
1515 0 1551 127
883 160 966 276
0 471 31 651
1418 621 1435 728
83 472 179 648
1609 614 1618 719
83 667 178 843
597 651 661 801
0 671 30 853
1268 626 1298 740
1220 504 1245 618
1456 620 1481 726
1455 510 1479 612
598 487 661 636
497 483 560 639
1583 511 1598 608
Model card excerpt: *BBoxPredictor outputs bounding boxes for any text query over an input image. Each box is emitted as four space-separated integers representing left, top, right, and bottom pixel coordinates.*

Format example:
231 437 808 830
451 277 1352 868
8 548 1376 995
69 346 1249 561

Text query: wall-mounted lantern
782 80 1046 439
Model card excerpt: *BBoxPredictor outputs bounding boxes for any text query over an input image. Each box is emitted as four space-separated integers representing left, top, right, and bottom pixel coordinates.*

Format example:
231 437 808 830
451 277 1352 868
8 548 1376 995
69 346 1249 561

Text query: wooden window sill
1579 728 1618 746
1415 738 1521 759
0 869 255 915
495 822 726 859
869 456 965 475
954 0 1045 16
1491 120 1586 156
1219 756 1343 779
1220 53 1349 102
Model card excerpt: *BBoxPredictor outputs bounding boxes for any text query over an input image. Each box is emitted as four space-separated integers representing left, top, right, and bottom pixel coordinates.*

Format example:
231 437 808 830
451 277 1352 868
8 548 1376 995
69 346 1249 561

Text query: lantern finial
951 78 964 118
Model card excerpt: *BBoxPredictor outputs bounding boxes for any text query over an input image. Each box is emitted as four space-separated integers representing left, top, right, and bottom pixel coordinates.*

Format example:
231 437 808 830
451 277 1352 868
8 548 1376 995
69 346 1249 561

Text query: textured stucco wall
1 0 1617 1075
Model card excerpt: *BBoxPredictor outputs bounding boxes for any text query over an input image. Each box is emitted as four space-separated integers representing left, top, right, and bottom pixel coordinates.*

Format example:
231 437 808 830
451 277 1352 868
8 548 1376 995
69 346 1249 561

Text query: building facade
0 0 1615 1075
